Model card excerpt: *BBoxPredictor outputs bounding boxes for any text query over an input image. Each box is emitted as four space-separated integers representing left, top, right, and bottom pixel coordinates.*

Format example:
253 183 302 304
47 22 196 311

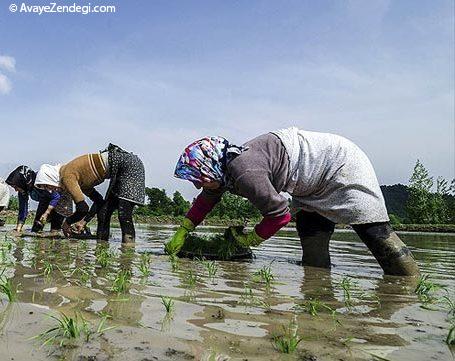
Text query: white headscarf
35 164 62 188
0 178 10 207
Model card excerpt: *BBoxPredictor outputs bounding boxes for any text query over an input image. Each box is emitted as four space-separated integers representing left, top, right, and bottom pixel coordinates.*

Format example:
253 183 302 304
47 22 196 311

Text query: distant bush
389 213 402 225
8 195 18 211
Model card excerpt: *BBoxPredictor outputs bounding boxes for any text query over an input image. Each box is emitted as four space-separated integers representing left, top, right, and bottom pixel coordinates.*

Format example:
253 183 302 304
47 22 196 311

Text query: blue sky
0 0 453 200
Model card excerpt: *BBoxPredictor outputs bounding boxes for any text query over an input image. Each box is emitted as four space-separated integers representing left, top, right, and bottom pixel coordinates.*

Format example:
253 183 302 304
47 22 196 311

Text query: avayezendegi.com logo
8 2 116 15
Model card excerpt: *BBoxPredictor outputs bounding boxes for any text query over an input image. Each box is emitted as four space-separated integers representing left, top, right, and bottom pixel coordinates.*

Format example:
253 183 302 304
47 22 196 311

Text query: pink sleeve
255 212 292 240
186 193 219 226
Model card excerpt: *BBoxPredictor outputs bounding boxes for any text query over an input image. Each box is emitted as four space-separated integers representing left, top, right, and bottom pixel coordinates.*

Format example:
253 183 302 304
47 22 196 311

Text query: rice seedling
294 298 335 317
42 260 53 276
0 275 17 302
34 311 115 347
96 246 115 268
253 263 275 288
271 316 303 354
415 274 446 304
34 313 90 347
138 253 152 278
168 254 179 272
441 296 455 321
0 244 12 265
1 239 13 252
239 285 257 307
447 323 455 345
183 270 198 288
198 259 218 280
79 239 88 252
239 284 271 311
111 269 132 294
337 276 358 309
70 267 91 285
161 296 175 314
95 313 116 334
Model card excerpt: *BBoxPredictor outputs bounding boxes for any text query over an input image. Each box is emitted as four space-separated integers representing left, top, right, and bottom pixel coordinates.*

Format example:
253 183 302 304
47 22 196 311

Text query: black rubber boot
96 196 118 241
296 211 335 268
119 200 135 244
122 234 135 244
353 223 420 276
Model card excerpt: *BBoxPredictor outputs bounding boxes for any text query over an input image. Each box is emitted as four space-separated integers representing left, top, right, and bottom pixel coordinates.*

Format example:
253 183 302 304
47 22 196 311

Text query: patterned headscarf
6 165 36 192
174 136 244 185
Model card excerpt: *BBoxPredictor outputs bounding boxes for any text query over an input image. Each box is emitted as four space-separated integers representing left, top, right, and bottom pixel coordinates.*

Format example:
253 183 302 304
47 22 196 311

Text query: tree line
6 159 454 225
135 188 261 220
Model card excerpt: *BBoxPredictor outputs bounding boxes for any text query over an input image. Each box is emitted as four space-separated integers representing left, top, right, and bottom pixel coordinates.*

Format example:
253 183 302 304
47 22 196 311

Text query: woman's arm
16 192 29 231
186 189 224 226
83 188 104 223
40 191 61 223
61 174 89 225
235 171 292 240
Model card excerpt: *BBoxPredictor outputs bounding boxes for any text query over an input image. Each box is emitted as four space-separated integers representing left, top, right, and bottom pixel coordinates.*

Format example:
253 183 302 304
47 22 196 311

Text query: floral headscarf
174 136 244 185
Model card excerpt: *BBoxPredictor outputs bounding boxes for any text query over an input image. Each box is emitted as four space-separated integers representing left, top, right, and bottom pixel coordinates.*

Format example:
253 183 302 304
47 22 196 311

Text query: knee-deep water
0 224 453 360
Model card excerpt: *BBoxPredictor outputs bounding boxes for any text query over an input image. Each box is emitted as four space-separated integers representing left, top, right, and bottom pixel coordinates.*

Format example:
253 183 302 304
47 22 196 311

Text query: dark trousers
32 200 65 232
97 196 136 242
296 210 420 276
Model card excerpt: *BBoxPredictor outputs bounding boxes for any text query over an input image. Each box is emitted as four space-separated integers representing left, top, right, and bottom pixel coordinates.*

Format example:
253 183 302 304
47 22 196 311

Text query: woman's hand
72 220 87 234
61 221 73 237
226 226 264 247
164 218 195 255
40 212 50 225
15 223 24 233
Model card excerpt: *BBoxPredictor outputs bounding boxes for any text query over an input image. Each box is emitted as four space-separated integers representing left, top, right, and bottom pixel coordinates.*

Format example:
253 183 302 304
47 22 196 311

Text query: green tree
407 160 433 223
8 195 18 211
406 160 451 224
172 191 190 216
210 193 261 220
388 213 402 225
144 187 174 216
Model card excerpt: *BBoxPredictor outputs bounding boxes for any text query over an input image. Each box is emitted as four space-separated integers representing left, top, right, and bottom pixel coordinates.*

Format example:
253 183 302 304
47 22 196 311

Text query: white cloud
0 73 12 94
0 55 16 73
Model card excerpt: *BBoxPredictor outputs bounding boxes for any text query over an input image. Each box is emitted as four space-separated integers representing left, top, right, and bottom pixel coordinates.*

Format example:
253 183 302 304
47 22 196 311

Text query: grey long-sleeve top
201 133 291 217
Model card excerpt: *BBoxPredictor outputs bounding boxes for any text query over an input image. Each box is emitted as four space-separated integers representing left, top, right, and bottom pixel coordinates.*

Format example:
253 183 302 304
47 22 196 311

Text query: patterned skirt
55 191 74 217
106 145 145 205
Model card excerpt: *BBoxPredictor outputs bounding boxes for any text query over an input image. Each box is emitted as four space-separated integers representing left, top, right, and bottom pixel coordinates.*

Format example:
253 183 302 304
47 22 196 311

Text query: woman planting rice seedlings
5 166 72 233
166 127 420 276
34 144 145 243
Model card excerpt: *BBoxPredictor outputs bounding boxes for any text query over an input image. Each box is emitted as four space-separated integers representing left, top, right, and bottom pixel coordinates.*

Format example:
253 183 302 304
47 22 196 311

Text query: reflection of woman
166 127 419 276
5 166 71 233
34 144 145 243
0 178 10 225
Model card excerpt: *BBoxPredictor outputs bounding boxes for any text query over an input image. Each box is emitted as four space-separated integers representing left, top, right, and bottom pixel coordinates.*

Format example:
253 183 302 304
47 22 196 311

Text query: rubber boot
296 211 335 268
365 232 420 276
122 233 135 244
353 222 420 276
301 233 331 268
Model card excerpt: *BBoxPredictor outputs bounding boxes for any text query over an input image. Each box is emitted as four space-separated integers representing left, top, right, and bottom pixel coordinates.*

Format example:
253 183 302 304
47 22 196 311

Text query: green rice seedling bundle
179 227 252 261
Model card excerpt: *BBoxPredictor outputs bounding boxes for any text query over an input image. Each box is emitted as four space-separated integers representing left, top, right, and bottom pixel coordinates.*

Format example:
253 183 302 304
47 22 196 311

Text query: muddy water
0 225 453 361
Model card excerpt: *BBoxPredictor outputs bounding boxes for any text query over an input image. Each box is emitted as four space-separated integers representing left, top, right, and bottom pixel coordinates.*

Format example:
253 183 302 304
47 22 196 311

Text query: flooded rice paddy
0 225 453 361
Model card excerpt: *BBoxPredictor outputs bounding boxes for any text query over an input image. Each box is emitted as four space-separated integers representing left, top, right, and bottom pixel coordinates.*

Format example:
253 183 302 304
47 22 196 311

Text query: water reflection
0 225 453 361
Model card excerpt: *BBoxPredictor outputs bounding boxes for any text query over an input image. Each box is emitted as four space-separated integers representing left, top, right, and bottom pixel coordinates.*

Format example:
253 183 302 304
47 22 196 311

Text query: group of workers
0 127 420 276
0 144 145 243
